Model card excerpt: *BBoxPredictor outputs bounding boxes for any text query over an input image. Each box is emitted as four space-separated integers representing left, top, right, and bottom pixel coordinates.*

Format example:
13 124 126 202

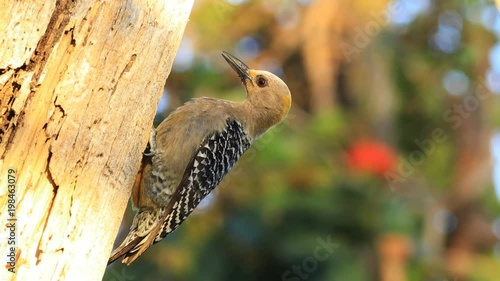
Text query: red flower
345 139 397 176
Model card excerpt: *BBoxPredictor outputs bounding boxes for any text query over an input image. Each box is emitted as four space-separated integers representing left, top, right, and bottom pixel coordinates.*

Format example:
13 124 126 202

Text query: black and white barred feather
155 118 251 241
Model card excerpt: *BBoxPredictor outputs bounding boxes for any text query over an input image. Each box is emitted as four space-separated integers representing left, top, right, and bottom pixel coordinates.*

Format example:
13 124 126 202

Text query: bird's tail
108 234 141 265
108 207 165 265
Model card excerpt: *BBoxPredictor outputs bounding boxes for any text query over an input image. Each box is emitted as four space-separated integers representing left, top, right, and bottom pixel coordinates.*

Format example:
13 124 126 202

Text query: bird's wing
155 118 252 240
117 119 252 264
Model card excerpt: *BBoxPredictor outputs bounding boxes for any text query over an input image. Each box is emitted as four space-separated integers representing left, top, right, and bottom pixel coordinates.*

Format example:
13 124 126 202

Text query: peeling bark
0 0 193 280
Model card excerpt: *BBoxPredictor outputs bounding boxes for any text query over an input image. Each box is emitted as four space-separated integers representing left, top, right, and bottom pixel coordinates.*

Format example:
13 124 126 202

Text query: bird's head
222 51 291 124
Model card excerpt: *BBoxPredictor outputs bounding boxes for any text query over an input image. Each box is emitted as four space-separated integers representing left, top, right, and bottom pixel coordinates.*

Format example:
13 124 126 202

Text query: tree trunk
0 0 193 280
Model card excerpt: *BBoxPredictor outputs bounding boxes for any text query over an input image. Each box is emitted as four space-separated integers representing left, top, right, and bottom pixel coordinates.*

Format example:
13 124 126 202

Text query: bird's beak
222 51 252 83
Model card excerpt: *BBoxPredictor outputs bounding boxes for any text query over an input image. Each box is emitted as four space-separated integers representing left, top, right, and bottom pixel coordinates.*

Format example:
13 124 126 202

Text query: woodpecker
108 51 291 265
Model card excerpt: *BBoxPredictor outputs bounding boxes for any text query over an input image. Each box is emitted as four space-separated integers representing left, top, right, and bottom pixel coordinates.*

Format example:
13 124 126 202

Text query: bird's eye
256 76 268 88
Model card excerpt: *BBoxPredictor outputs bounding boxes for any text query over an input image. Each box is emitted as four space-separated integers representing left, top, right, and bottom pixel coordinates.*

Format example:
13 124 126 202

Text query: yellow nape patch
281 93 292 116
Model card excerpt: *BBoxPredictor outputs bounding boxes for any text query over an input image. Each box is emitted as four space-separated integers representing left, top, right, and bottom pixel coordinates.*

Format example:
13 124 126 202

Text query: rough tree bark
0 0 193 280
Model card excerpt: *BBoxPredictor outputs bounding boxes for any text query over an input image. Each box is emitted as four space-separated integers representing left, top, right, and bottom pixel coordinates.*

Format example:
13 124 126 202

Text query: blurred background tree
105 0 500 280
